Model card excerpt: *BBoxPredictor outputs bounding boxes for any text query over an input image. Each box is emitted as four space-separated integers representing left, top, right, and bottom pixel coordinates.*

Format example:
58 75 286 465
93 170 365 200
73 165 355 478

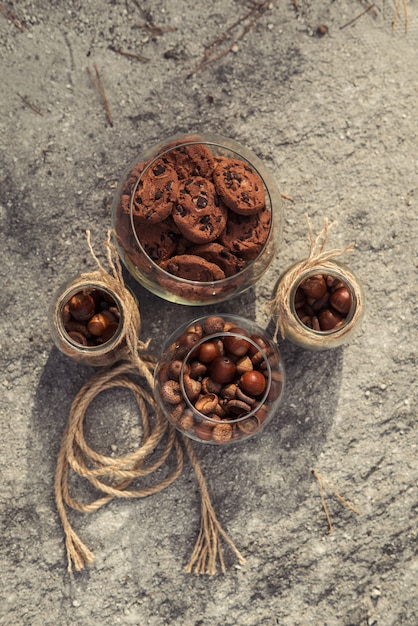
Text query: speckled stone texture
0 1 417 625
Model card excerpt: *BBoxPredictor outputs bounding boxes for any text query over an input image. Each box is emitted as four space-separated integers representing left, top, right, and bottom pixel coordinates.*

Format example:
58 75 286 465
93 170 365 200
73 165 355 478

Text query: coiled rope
54 231 245 575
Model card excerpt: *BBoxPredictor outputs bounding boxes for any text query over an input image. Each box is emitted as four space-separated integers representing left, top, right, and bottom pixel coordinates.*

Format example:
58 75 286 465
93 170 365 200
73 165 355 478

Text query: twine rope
82 229 146 370
269 215 363 345
311 469 361 534
54 360 184 571
54 230 244 575
183 436 246 574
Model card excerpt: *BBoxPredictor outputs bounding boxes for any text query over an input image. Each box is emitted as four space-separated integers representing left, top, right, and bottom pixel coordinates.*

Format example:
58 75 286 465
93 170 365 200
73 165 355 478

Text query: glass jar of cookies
154 314 285 445
111 133 284 305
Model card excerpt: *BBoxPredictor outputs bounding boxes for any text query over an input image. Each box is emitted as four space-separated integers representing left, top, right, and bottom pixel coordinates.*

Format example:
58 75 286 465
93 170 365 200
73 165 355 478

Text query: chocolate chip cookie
134 216 181 264
132 159 179 223
219 206 271 260
188 242 246 277
213 157 266 215
172 177 228 244
122 161 147 195
160 141 215 179
160 254 226 282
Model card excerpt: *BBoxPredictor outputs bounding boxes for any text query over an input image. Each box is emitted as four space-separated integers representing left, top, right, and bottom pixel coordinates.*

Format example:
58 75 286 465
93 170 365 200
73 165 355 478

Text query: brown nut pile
158 315 283 443
62 289 120 347
295 274 353 331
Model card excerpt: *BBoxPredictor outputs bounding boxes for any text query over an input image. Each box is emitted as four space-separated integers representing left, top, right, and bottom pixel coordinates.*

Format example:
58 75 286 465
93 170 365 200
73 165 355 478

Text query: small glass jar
111 133 284 306
154 314 285 445
273 260 364 350
49 275 140 366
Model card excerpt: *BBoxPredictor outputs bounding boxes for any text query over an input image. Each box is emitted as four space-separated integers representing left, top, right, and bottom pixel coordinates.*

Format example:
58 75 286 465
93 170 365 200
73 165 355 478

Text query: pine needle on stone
311 469 361 534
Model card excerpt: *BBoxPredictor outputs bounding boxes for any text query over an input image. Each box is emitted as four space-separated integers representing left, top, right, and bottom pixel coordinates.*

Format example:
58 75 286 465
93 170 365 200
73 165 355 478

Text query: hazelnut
174 331 201 358
266 371 283 402
213 338 225 356
294 287 306 309
188 360 207 379
250 350 265 367
212 422 233 443
68 331 88 346
87 313 111 337
195 394 218 415
235 356 253 375
101 322 119 343
240 370 266 397
312 316 321 331
236 387 257 406
194 421 214 441
170 401 187 424
201 377 222 395
158 364 170 384
330 286 352 314
248 335 269 356
68 292 96 322
183 374 202 401
326 275 344 291
101 309 118 324
254 404 269 424
202 316 225 335
221 384 237 400
226 399 252 416
213 403 226 418
297 310 313 328
62 303 71 324
178 410 194 431
167 360 184 381
311 292 330 313
198 341 220 364
238 416 260 435
186 323 203 337
300 275 327 300
223 328 250 356
160 379 183 404
64 320 91 338
259 349 279 371
318 308 343 331
210 356 236 384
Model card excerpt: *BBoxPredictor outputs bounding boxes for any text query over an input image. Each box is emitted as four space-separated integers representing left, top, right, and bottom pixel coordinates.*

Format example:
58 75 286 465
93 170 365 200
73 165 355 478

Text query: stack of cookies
114 140 272 289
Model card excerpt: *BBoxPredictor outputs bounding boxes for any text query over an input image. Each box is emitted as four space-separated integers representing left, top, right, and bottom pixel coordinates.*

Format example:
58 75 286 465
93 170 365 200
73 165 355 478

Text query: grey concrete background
1 1 417 624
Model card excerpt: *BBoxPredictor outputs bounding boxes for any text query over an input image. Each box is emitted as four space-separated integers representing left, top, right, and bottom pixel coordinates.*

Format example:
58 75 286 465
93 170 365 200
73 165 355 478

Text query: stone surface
0 1 417 625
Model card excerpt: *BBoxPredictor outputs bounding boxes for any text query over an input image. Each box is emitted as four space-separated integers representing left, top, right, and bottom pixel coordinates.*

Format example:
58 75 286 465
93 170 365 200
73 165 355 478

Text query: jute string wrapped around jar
269 216 364 347
54 230 245 575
